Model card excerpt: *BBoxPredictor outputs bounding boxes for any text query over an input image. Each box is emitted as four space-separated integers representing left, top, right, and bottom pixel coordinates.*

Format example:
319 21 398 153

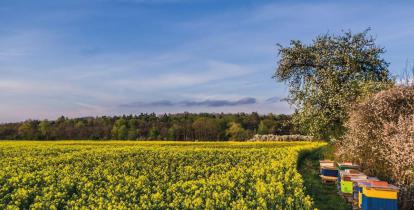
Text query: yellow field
0 141 325 210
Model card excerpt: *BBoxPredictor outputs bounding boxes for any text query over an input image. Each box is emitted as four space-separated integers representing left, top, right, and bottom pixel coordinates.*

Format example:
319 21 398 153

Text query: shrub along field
0 141 324 209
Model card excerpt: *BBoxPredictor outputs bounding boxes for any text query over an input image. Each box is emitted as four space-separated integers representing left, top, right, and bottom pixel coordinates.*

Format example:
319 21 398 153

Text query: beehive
319 160 335 168
359 181 399 210
340 169 366 194
320 166 339 177
352 177 380 206
337 162 360 170
336 162 360 192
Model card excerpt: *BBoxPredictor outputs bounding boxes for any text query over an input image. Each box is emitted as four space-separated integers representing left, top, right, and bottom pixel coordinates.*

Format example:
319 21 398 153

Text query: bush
249 134 314 142
338 85 414 209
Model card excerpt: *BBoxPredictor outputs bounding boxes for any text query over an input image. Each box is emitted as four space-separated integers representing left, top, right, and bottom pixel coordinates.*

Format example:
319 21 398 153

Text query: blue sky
1 0 413 122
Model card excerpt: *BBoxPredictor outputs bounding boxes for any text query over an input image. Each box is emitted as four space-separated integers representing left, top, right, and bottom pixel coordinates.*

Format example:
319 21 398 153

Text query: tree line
0 112 297 141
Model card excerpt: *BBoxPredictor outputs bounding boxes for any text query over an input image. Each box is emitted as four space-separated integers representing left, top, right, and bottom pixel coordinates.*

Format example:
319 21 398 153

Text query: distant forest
0 112 297 141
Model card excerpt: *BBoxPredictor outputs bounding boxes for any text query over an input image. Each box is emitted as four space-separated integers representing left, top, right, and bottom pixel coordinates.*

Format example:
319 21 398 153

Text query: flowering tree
338 85 414 209
274 29 393 141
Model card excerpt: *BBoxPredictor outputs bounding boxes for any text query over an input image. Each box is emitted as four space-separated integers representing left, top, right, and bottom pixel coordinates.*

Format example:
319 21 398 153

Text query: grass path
298 147 351 210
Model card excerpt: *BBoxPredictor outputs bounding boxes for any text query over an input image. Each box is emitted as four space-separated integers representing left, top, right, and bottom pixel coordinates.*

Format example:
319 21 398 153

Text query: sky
1 0 414 122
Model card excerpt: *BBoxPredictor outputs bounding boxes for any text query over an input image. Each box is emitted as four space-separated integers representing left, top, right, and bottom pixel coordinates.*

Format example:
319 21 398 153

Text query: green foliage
111 118 127 139
18 121 39 140
192 117 220 141
117 125 128 140
275 29 393 140
257 121 269 135
0 141 324 209
127 128 138 140
38 120 51 140
0 113 298 141
226 122 252 141
148 127 160 140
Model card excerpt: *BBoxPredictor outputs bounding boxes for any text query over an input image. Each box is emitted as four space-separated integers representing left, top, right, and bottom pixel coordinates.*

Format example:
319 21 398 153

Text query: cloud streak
180 97 256 107
265 96 282 103
120 97 257 108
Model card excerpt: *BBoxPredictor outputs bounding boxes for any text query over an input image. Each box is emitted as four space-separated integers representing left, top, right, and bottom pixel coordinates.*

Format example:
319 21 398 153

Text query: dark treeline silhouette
0 112 297 141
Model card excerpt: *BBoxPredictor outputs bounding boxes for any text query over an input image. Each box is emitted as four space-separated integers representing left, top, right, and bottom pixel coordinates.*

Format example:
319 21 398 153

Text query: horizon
1 111 290 124
1 0 414 122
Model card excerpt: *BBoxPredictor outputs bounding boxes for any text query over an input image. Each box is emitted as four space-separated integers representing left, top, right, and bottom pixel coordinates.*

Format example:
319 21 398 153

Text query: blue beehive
360 181 399 210
361 194 398 210
321 166 338 177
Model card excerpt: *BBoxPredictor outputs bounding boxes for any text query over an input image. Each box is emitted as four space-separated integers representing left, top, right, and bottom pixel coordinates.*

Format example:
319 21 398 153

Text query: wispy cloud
110 59 252 91
265 96 282 103
180 97 256 107
120 97 257 108
120 100 175 107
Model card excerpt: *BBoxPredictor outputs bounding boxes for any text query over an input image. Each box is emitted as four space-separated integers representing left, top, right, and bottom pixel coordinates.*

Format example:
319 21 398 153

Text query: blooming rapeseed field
0 141 324 209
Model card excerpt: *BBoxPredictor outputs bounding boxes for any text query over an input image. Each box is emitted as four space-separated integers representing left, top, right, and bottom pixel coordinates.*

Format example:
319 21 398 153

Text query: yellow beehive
358 181 398 208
